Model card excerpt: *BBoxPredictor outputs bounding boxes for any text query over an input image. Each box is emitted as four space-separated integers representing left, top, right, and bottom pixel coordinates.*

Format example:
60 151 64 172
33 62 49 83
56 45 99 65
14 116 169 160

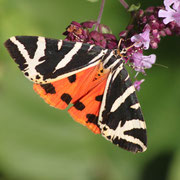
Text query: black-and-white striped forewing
5 36 108 84
5 35 147 153
98 62 147 153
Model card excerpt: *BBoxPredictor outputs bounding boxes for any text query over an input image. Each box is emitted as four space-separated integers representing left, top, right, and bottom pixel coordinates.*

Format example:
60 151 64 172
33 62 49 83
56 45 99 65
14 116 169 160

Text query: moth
4 36 147 153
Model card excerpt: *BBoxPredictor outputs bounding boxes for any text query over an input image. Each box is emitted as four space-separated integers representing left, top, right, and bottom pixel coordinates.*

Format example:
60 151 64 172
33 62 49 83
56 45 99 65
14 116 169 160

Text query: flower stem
119 0 129 9
95 0 106 31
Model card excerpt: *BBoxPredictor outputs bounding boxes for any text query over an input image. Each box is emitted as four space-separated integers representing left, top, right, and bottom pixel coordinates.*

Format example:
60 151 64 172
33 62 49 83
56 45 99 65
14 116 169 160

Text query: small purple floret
81 21 97 29
131 26 151 50
132 52 156 72
159 0 180 26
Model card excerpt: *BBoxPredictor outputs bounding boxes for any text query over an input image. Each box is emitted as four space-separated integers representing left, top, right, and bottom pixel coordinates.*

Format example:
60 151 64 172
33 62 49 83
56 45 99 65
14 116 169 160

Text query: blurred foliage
0 0 180 179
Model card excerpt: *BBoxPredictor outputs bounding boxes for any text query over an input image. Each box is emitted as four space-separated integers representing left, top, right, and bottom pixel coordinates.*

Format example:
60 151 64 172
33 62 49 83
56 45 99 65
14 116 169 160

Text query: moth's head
119 48 127 57
116 39 130 58
117 38 138 58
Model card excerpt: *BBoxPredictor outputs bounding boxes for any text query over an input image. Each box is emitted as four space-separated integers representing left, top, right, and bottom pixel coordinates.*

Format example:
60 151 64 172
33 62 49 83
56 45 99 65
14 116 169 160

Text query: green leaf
128 3 141 12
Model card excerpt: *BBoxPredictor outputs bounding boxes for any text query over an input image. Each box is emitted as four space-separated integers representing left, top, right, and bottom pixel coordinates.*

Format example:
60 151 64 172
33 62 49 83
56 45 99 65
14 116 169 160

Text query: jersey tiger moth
4 36 147 153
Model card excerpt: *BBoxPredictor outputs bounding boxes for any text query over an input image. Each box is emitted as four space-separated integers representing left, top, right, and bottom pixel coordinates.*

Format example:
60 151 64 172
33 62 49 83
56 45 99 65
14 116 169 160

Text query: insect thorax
102 49 124 71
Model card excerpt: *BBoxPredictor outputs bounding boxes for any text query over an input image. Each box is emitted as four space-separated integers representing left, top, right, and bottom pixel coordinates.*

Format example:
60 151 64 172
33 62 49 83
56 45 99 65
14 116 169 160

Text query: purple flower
119 6 180 50
159 0 180 26
131 52 156 72
134 79 145 91
131 26 151 50
81 21 97 28
63 21 88 42
103 34 118 49
63 21 118 49
88 31 107 48
164 0 180 9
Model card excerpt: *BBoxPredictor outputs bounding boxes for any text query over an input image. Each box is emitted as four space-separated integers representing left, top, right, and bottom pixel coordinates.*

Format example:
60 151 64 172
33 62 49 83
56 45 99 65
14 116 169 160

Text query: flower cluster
118 1 180 90
63 0 180 91
63 21 118 49
119 5 180 49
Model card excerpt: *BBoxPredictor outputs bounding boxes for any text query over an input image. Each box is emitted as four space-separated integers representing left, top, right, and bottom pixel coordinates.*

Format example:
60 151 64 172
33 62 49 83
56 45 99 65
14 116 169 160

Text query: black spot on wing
24 72 29 76
61 93 72 105
68 74 76 83
40 83 56 94
124 128 147 146
95 95 103 102
39 56 46 62
74 101 85 111
112 137 143 153
36 75 40 79
4 38 28 71
86 114 98 124
103 126 107 131
15 36 38 59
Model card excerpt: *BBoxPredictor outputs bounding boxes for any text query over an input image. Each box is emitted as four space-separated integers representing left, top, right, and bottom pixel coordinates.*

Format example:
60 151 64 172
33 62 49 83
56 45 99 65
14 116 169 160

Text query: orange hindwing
33 64 109 134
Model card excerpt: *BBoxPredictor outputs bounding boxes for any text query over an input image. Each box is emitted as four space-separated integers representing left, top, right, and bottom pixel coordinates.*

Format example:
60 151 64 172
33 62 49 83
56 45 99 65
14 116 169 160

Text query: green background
0 0 180 179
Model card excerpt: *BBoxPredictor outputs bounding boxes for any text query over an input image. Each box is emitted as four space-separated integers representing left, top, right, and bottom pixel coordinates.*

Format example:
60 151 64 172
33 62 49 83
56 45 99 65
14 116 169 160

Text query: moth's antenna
117 38 124 49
